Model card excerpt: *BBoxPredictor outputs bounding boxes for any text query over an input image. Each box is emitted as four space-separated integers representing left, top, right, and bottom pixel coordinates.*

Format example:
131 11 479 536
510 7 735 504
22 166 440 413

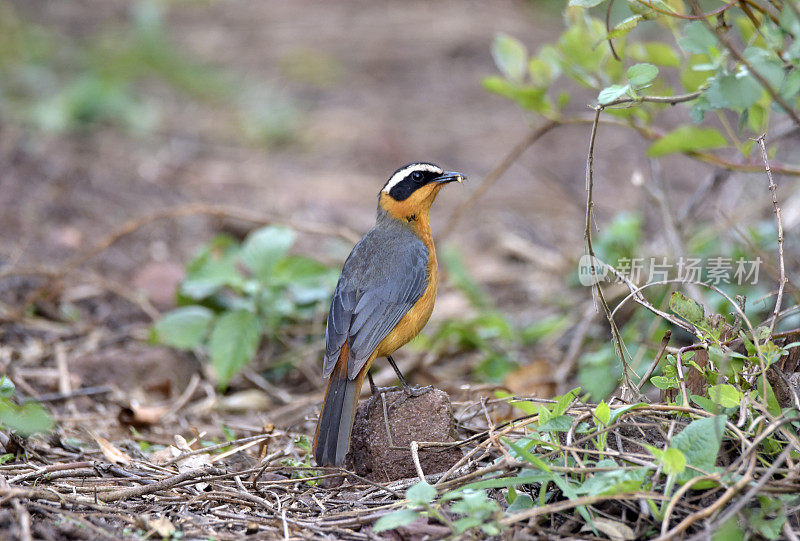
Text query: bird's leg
368 370 377 395
386 355 433 397
367 370 397 396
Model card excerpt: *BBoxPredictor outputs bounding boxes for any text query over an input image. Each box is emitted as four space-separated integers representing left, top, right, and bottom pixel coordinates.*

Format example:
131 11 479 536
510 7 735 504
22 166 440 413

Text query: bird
313 162 465 467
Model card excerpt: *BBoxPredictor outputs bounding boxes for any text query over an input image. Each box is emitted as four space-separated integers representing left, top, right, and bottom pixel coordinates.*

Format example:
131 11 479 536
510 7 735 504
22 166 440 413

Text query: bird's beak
436 171 466 184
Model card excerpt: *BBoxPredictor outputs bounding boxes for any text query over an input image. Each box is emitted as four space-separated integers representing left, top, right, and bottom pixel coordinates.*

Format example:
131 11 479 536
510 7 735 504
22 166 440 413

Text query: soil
5 1 793 539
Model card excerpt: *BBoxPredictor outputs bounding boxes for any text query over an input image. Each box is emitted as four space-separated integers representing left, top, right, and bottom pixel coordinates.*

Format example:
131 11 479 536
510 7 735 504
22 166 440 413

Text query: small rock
347 388 462 481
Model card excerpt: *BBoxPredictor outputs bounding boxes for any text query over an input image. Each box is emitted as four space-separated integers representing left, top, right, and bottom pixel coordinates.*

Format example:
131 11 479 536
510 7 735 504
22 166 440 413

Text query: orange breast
374 252 438 358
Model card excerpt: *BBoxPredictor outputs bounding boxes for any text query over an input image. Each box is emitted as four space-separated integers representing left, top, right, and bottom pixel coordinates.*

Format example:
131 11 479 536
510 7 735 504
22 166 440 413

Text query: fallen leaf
147 515 175 538
177 452 212 472
92 433 132 465
217 389 272 412
174 434 192 452
173 434 211 490
149 445 180 465
504 359 556 398
118 402 169 428
582 517 636 541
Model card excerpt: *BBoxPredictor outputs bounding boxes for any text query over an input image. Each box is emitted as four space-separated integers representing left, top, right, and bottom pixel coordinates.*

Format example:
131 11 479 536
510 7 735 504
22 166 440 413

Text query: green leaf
662 447 687 476
491 33 528 83
208 310 261 388
482 76 550 113
681 54 716 93
594 401 611 425
506 493 533 513
598 84 630 104
580 466 648 496
708 384 742 408
558 20 607 76
272 256 331 286
648 126 727 157
609 403 644 423
537 404 551 426
607 15 644 39
750 499 787 539
450 471 553 494
780 70 800 101
373 509 419 532
495 389 537 416
0 376 15 399
553 387 580 416
0 400 53 436
743 48 785 89
635 42 680 67
669 291 705 324
627 63 658 86
691 394 717 412
535 415 574 432
705 73 763 109
406 481 437 505
651 376 677 390
503 437 552 472
713 515 745 541
451 490 497 516
679 21 717 54
181 235 242 299
152 306 214 349
241 226 296 282
671 415 725 477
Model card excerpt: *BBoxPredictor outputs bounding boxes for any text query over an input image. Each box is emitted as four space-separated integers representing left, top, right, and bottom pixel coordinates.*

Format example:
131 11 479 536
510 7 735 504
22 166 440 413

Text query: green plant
374 480 502 536
0 375 53 437
151 226 337 388
487 3 800 155
280 435 320 484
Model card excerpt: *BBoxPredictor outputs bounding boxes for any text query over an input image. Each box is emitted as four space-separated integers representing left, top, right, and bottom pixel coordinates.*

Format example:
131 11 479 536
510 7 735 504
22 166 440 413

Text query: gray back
323 212 429 380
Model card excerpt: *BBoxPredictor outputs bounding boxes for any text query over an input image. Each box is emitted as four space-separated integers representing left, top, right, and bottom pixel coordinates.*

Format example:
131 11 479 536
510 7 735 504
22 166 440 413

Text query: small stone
347 388 462 482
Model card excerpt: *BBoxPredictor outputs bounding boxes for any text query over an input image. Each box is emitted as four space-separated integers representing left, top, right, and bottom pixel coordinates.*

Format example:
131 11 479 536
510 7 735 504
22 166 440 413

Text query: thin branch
97 467 224 502
608 277 771 405
636 330 672 392
583 105 637 398
605 0 621 61
756 134 786 336
441 120 561 239
634 0 738 20
654 455 757 540
675 348 691 407
603 90 703 108
500 492 668 526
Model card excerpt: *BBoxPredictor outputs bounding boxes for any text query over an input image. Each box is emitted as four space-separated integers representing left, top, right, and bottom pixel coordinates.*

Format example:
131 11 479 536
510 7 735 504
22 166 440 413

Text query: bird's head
378 162 464 221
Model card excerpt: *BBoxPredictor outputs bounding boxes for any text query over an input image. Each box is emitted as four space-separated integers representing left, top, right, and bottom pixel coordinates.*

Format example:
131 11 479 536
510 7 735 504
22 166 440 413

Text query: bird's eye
411 171 424 182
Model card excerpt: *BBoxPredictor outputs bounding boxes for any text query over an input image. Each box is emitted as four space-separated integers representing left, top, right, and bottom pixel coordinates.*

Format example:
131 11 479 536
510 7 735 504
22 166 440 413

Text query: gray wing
322 231 429 380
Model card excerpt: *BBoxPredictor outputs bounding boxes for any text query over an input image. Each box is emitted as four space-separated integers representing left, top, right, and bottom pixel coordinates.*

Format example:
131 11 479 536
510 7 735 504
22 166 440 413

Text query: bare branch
442 120 560 239
755 134 786 336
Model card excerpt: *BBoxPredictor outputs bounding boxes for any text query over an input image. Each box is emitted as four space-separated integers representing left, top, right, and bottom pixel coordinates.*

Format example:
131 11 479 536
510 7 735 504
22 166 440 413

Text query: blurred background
1 0 798 431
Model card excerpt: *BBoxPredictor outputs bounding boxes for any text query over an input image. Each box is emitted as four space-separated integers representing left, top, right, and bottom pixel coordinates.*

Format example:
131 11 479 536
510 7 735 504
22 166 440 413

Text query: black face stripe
386 166 443 201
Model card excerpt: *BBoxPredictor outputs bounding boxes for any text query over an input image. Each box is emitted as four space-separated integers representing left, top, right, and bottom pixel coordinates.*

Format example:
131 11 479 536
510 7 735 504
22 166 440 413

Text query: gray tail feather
314 370 361 466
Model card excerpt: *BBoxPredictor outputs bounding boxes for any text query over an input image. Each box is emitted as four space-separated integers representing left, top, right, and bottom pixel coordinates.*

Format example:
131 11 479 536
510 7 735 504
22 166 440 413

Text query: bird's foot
401 383 434 397
370 385 399 396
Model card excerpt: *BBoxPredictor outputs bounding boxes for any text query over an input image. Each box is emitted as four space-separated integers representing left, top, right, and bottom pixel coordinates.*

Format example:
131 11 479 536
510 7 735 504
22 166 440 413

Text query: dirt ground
3 1 797 539
1 0 653 306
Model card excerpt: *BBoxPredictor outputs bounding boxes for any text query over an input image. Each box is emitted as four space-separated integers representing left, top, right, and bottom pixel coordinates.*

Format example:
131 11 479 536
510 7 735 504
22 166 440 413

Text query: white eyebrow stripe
382 164 443 193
